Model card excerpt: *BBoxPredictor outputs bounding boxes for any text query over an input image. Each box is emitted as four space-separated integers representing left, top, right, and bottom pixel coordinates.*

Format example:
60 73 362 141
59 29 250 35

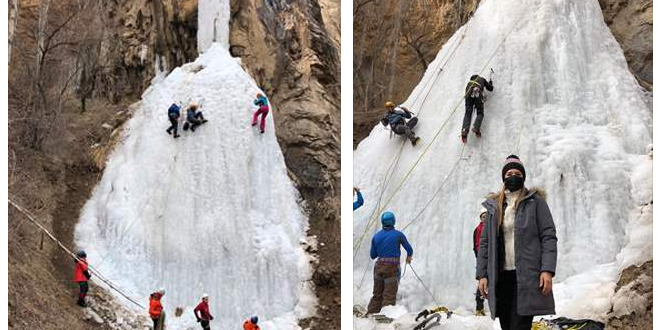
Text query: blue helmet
251 316 259 324
76 250 87 258
381 212 396 227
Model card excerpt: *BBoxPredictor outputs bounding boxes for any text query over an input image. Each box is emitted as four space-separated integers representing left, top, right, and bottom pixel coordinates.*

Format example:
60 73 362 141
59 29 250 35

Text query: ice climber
243 316 260 330
252 93 269 134
461 74 493 143
149 288 166 330
193 293 214 330
166 103 181 138
472 208 487 316
73 250 91 307
477 155 558 330
381 101 420 146
183 103 208 132
367 211 413 314
353 187 364 210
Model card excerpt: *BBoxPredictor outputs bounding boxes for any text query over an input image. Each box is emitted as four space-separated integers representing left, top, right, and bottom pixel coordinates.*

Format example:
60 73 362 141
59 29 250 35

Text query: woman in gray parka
476 155 558 330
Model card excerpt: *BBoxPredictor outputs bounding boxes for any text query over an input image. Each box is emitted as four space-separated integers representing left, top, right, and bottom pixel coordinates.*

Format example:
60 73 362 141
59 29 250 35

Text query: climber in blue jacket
367 211 413 313
353 187 364 211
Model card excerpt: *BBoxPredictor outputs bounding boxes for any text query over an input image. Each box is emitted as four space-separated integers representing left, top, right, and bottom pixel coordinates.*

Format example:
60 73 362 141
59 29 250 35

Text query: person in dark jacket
476 155 558 330
184 104 208 132
166 103 181 138
353 187 364 211
73 250 92 307
193 293 214 330
367 211 413 313
472 208 487 316
381 101 421 146
461 75 493 142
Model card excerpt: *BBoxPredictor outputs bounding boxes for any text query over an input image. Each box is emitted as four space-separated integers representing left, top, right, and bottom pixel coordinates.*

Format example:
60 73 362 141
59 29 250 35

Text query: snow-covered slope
75 1 315 329
354 0 652 323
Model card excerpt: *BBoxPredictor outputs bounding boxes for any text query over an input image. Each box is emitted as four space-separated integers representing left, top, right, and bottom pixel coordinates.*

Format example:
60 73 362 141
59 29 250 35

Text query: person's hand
539 272 553 296
478 278 488 299
210 316 214 320
406 256 412 264
196 318 201 323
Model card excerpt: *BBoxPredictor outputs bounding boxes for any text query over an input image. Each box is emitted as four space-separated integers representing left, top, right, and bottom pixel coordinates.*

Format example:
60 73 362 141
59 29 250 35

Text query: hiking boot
166 128 172 135
472 127 481 138
411 137 420 146
202 119 208 124
260 130 265 134
190 126 195 132
475 309 485 316
77 299 87 307
174 134 180 138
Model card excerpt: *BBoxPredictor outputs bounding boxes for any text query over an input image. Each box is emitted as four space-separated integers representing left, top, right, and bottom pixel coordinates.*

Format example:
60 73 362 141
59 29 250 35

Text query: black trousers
167 117 178 135
189 112 205 131
496 271 533 330
200 320 210 330
78 281 89 299
462 97 484 132
392 117 418 144
475 287 484 311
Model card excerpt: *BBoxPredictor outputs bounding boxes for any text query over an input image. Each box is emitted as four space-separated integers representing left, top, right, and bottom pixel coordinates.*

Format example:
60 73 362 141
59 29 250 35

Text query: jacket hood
483 187 547 207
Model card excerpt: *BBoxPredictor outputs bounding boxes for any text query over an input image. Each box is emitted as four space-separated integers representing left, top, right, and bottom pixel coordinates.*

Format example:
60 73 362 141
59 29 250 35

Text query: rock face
607 261 653 330
229 1 341 329
598 0 653 91
96 0 199 102
353 0 480 146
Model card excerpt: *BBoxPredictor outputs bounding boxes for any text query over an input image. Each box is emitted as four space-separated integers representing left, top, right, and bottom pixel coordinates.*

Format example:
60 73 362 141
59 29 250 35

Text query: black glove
196 318 201 323
83 270 92 279
210 316 214 320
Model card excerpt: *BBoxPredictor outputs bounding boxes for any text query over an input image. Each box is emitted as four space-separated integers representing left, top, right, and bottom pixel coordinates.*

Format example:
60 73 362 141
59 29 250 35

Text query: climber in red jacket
472 208 487 315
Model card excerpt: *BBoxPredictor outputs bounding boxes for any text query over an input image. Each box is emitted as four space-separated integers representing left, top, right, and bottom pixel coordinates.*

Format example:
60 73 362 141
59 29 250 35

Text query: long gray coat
476 188 558 319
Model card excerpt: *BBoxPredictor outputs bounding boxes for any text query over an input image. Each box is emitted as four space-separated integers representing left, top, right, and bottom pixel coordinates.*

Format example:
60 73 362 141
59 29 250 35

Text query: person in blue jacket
353 187 364 211
367 211 413 313
381 101 420 146
252 93 270 133
183 103 208 132
166 103 181 138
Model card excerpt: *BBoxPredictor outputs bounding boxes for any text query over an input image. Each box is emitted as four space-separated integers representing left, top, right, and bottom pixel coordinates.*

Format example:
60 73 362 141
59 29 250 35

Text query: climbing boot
475 309 485 316
472 127 481 138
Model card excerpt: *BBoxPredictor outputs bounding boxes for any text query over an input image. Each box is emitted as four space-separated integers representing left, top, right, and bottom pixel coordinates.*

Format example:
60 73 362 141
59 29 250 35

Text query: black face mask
504 175 524 192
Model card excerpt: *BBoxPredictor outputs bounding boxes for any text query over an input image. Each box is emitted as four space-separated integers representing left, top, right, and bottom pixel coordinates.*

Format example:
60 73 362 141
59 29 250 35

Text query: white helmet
158 287 166 295
202 293 209 299
480 207 488 216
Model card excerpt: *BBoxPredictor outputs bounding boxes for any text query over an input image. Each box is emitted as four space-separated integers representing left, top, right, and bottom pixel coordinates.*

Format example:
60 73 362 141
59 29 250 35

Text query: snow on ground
75 1 316 329
354 0 652 328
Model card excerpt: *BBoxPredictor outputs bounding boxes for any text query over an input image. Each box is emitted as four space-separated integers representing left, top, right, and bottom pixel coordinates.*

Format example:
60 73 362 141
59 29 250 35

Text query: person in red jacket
473 208 487 315
73 250 91 307
243 316 260 330
149 288 165 329
194 293 214 330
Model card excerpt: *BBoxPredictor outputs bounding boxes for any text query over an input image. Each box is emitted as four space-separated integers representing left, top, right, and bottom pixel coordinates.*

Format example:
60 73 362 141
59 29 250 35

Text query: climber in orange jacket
73 250 91 307
149 288 165 329
243 316 260 330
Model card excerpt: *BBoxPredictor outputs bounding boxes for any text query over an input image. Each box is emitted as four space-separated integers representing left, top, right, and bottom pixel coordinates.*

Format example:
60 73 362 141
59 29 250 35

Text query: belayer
252 93 269 134
73 250 91 307
166 103 181 138
367 211 413 314
461 73 493 143
472 208 487 316
149 288 166 330
183 103 208 132
381 101 420 146
243 316 260 330
193 293 214 330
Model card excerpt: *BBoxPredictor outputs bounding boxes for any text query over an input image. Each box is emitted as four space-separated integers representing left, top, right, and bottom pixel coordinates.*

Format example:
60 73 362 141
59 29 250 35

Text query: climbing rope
353 10 526 254
8 198 146 309
409 264 439 306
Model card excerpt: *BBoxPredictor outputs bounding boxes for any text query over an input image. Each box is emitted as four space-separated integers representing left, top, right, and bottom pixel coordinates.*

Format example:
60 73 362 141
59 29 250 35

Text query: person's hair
190 105 197 111
496 186 527 228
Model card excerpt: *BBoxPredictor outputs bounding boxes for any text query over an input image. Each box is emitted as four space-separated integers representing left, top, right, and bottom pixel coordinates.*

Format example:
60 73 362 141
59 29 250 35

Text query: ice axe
489 68 495 81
